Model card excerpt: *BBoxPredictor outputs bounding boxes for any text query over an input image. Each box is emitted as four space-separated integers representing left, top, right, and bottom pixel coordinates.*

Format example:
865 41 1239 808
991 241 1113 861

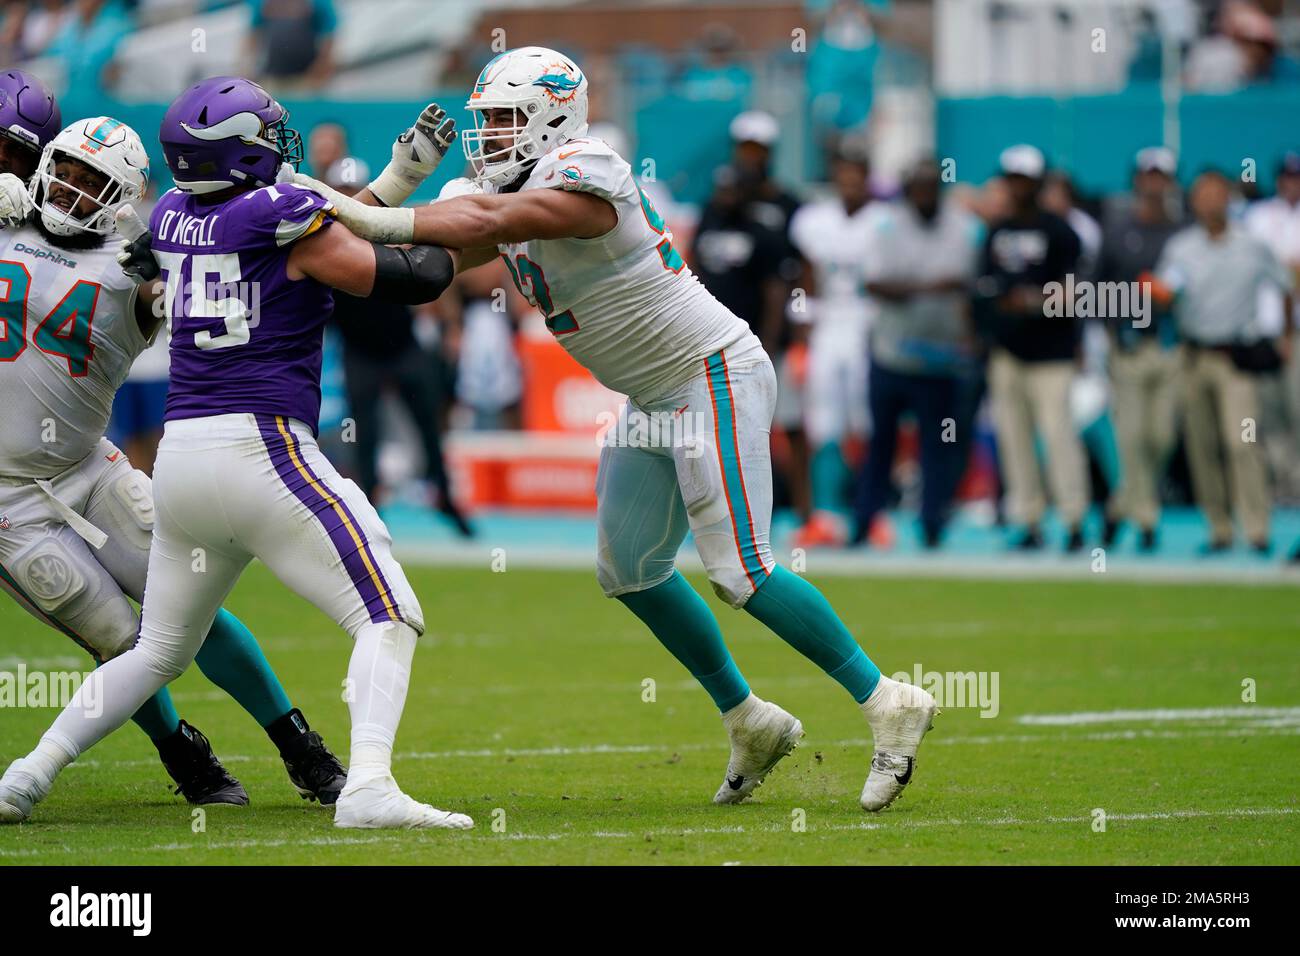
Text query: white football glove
435 177 483 203
369 102 458 207
0 172 33 228
114 205 160 282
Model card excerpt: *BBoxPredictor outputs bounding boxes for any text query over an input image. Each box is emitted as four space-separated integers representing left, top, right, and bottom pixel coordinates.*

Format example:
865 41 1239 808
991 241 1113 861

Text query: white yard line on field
1016 706 1300 726
57 723 1300 772
0 806 1294 858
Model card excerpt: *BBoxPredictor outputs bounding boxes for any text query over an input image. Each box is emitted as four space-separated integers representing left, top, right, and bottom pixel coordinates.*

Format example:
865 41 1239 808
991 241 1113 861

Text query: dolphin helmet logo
533 67 582 102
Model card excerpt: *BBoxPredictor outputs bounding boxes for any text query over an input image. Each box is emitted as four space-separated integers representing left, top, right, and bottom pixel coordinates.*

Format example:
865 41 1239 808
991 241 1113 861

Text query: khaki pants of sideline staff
1182 347 1271 546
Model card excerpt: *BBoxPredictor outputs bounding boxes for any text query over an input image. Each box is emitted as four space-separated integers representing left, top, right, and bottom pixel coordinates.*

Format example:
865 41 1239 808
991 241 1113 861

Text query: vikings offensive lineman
1 77 469 829
0 72 346 808
301 47 939 811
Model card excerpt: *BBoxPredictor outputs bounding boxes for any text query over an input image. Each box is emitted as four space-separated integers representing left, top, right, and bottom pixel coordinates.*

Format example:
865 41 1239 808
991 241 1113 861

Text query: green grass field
2 564 1297 865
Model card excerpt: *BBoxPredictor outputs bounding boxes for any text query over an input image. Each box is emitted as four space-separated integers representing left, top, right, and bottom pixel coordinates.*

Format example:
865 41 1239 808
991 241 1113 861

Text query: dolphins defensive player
0 82 347 810
297 47 940 811
1 77 468 828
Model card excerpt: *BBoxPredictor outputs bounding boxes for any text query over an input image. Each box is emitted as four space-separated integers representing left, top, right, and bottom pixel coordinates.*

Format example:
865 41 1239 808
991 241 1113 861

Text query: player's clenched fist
0 172 33 228
368 102 457 207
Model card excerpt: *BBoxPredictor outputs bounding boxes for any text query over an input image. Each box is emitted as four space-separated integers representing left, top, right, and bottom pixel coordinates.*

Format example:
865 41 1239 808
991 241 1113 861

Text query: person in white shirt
1244 152 1300 503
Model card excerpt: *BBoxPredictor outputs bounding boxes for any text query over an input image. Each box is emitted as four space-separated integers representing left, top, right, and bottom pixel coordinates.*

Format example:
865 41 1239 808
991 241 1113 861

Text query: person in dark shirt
1097 147 1183 551
690 165 788 347
325 158 473 537
246 0 337 88
975 145 1086 551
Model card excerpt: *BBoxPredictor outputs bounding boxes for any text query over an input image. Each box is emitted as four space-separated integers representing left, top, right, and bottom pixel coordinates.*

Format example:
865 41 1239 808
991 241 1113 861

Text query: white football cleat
0 758 51 824
859 676 939 812
334 772 473 830
713 695 804 805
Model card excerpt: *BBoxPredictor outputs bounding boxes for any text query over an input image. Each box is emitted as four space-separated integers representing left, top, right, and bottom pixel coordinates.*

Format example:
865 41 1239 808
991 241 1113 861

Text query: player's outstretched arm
293 171 617 247
287 218 460 304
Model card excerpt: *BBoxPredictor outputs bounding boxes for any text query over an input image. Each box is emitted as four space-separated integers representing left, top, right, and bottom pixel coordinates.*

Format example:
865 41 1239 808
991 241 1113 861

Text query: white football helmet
461 46 588 188
29 117 149 237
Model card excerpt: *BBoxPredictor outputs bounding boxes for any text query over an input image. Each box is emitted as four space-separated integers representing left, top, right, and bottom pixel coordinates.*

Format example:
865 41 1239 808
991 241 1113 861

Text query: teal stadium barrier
937 82 1300 193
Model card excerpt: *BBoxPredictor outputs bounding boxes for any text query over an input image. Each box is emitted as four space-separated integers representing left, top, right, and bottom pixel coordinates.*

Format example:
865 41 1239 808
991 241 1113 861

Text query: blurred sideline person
726 111 810 522
975 144 1086 552
1098 147 1183 552
324 157 473 537
852 159 980 549
1040 171 1101 280
245 0 338 91
691 166 788 355
108 316 169 476
307 120 348 178
789 141 875 547
449 255 524 430
1245 152 1300 502
1154 169 1293 553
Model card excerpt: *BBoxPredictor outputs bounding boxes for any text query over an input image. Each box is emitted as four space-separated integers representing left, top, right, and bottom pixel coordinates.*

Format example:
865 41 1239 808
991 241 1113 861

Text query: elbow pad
370 243 455 304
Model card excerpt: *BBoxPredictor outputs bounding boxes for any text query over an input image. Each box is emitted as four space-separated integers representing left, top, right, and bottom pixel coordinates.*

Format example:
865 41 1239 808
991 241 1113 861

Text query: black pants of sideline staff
852 360 961 548
342 346 452 503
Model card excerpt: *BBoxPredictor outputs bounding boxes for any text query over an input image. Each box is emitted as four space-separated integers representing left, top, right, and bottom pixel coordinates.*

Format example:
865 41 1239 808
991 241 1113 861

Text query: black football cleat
272 709 347 805
156 720 249 806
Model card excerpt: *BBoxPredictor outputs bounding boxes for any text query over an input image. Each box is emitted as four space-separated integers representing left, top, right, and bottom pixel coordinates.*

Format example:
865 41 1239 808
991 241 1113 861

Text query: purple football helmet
159 76 303 194
0 69 61 169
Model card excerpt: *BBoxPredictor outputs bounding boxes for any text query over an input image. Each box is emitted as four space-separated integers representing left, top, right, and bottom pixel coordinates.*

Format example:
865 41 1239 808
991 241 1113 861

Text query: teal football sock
743 566 881 703
618 571 751 712
130 689 182 742
194 609 293 728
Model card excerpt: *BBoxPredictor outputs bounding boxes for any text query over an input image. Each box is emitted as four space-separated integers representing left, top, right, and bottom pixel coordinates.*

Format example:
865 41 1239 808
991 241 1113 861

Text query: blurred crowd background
9 0 1300 563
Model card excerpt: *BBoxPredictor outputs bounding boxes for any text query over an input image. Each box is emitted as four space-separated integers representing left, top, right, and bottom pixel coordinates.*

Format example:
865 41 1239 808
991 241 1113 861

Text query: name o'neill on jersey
0 224 145 479
483 138 762 404
149 183 337 433
155 207 220 247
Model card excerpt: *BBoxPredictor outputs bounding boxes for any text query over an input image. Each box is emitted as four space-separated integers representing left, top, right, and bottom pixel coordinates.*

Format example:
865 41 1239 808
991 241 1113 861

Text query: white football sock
44 651 172 763
346 621 419 778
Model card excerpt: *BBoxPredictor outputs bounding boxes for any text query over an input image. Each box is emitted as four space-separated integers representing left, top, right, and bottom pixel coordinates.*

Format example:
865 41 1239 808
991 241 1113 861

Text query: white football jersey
0 224 144 478
488 138 762 402
789 198 878 330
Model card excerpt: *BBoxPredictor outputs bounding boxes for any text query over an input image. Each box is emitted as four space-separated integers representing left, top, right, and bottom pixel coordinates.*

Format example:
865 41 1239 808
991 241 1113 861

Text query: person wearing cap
726 110 811 523
851 158 981 549
729 111 802 240
974 144 1087 552
1154 169 1294 553
324 156 474 538
1097 146 1184 552
1244 152 1300 505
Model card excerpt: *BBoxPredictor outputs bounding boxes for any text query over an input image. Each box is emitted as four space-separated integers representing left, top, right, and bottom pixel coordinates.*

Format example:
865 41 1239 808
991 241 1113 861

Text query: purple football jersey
150 182 336 432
